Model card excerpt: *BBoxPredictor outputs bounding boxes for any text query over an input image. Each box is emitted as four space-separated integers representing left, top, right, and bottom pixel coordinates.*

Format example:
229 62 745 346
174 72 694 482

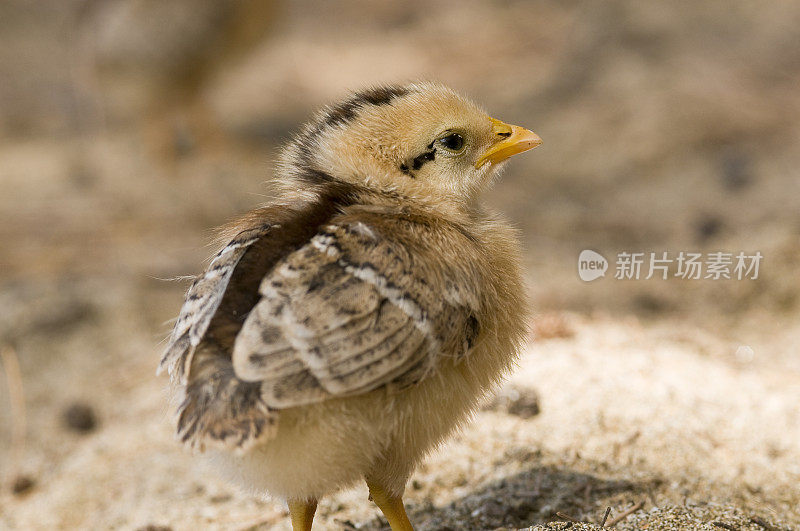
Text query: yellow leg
287 498 317 531
366 480 414 531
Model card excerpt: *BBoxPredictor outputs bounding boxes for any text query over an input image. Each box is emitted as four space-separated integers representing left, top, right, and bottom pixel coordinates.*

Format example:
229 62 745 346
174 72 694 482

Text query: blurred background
1 1 799 529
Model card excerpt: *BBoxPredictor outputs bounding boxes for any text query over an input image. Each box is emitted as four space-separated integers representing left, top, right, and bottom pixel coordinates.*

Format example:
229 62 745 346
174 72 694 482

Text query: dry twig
605 501 644 527
556 511 582 523
600 506 612 527
749 515 777 530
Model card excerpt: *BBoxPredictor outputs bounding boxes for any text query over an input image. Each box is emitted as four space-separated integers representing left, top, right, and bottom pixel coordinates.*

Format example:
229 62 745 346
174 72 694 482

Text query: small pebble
11 475 35 495
63 402 98 433
506 390 541 419
209 494 232 504
720 149 752 191
488 386 542 419
695 215 722 242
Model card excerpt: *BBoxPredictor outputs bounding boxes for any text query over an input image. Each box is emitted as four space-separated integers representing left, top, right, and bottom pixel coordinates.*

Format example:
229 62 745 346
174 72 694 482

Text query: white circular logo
578 250 608 282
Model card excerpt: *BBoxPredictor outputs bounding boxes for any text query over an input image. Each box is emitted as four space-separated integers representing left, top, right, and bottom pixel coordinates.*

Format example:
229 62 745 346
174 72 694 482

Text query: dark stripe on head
294 85 411 168
322 85 410 129
357 86 410 106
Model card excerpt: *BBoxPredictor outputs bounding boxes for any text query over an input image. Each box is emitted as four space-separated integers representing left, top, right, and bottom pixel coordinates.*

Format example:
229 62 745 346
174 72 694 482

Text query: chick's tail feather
175 346 276 453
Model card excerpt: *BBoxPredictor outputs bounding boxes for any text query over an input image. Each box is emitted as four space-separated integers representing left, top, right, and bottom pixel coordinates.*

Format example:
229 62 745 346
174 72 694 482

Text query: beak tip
477 120 542 168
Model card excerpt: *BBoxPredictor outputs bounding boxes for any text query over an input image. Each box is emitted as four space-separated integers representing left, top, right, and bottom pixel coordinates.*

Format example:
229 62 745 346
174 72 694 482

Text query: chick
158 82 541 530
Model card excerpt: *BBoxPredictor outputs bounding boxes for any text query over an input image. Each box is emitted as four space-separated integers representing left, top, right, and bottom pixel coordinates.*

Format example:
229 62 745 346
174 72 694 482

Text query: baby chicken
158 82 541 530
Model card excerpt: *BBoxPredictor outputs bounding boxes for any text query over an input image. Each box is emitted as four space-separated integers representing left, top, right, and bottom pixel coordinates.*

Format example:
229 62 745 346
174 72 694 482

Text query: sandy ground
1 1 799 529
1 310 798 530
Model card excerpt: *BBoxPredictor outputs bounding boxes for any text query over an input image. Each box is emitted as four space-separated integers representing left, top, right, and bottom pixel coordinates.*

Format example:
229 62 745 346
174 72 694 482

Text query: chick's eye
438 133 464 152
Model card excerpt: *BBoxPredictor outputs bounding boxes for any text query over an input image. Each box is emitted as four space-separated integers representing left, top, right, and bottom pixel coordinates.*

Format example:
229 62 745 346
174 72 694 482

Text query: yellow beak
475 118 542 168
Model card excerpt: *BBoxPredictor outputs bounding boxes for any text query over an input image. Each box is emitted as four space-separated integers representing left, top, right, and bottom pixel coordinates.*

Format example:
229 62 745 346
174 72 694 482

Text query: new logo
578 250 608 282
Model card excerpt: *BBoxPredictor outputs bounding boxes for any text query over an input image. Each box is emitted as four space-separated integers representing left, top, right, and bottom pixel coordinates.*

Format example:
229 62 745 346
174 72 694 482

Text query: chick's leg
366 479 414 531
287 498 317 531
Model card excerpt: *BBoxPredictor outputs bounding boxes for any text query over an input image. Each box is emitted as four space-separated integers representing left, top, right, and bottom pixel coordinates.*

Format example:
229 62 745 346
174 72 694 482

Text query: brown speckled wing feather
232 217 478 409
158 224 272 384
160 197 348 452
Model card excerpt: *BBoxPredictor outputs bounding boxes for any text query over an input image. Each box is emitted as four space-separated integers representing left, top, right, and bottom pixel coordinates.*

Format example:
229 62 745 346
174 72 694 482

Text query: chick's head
279 82 541 206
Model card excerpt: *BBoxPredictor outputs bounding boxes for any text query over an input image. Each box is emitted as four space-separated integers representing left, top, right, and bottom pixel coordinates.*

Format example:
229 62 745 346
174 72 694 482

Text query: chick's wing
232 217 479 409
159 224 272 383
